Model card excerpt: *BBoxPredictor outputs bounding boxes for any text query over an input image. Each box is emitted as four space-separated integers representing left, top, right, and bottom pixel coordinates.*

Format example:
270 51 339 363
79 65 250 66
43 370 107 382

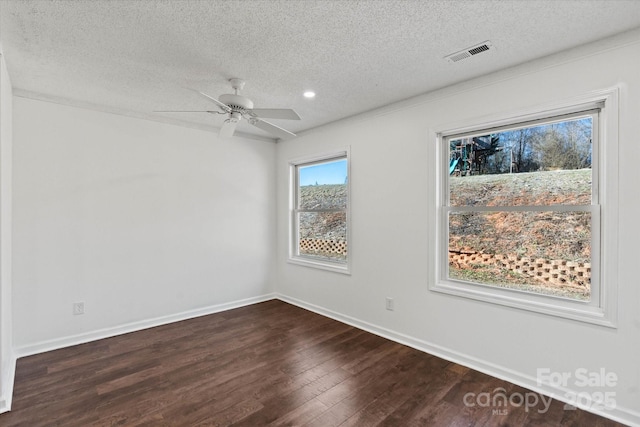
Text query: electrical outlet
385 297 394 311
73 302 85 315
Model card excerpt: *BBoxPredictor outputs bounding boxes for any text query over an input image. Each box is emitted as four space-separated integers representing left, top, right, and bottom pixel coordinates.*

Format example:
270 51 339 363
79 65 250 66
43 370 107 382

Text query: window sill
288 256 351 275
430 279 616 328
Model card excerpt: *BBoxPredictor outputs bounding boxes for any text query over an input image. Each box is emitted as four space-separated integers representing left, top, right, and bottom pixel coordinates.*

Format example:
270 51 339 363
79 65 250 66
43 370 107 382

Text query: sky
299 159 347 186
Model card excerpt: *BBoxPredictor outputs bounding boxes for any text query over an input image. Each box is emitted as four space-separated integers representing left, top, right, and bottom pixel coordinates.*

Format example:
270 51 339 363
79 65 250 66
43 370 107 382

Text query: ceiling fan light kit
160 78 301 140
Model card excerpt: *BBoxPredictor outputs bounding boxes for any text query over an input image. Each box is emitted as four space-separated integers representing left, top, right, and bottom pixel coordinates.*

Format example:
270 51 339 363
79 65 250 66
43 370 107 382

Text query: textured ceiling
1 0 640 141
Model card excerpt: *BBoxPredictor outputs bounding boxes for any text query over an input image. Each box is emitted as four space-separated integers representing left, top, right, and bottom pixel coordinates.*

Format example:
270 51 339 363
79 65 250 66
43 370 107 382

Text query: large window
289 150 350 273
432 92 618 326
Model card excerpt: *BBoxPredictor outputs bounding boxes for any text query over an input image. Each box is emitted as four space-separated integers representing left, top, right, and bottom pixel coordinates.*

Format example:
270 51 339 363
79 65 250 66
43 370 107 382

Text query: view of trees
453 117 593 175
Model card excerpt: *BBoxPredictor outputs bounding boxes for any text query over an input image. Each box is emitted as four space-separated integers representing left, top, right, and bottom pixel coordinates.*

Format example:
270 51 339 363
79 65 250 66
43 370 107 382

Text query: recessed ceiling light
303 91 316 98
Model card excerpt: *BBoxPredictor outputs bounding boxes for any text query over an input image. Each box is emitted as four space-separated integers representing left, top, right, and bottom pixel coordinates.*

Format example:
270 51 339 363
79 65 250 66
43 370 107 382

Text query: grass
449 263 590 301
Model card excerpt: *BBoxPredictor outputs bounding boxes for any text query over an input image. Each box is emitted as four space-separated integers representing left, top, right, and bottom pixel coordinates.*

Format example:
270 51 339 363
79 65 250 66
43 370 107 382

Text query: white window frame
429 89 618 327
288 149 351 274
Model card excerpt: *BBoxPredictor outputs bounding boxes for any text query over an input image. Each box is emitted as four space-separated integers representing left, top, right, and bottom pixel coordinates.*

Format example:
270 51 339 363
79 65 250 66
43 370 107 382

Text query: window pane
448 211 591 300
298 211 347 262
449 117 592 207
298 159 347 209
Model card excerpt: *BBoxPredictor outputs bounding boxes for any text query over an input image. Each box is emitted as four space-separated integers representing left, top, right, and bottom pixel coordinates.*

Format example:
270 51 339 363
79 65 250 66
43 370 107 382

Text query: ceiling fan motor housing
219 94 254 112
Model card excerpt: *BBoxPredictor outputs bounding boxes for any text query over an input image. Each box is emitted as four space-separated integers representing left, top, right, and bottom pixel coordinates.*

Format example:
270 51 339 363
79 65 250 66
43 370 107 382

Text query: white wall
276 30 640 425
12 98 276 353
0 48 14 413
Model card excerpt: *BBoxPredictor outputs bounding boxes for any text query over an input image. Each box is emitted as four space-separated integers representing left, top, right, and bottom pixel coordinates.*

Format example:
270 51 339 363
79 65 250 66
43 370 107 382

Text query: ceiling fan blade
196 90 232 113
249 108 301 120
154 110 218 113
219 119 238 138
250 118 296 139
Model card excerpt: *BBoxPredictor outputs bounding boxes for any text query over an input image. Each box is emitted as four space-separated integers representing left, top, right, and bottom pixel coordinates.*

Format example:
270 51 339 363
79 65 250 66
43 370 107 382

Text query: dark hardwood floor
0 300 623 426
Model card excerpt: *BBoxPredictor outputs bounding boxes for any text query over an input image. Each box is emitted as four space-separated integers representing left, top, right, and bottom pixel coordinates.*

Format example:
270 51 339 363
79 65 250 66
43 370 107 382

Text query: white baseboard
0 351 16 414
14 293 277 358
277 294 639 427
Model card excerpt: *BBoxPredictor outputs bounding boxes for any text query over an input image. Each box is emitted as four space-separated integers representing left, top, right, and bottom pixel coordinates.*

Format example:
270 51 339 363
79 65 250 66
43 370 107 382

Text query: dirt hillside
449 168 592 299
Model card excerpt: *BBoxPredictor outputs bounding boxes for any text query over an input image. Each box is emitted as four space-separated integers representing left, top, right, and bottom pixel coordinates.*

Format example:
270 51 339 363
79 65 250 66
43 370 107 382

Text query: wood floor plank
379 367 463 426
338 354 452 426
306 350 433 427
267 397 329 426
230 368 353 426
0 300 625 427
313 345 415 409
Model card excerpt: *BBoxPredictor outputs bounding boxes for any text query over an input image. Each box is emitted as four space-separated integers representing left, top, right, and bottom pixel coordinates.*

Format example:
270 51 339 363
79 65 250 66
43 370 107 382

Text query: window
431 91 618 326
289 150 350 273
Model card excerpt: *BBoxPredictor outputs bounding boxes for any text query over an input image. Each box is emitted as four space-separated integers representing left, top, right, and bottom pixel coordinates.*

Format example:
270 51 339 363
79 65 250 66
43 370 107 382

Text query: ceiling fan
158 78 301 139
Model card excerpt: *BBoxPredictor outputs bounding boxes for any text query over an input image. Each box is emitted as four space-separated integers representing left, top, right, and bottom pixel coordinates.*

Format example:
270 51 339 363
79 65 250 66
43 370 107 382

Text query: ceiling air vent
445 41 494 63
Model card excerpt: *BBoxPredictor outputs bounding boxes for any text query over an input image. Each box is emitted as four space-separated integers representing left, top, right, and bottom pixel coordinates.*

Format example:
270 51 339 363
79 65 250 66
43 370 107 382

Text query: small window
289 151 350 273
432 92 619 327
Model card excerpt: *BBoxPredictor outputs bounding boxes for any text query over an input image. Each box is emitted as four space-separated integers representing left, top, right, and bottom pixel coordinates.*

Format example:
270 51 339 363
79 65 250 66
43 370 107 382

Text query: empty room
0 0 639 425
